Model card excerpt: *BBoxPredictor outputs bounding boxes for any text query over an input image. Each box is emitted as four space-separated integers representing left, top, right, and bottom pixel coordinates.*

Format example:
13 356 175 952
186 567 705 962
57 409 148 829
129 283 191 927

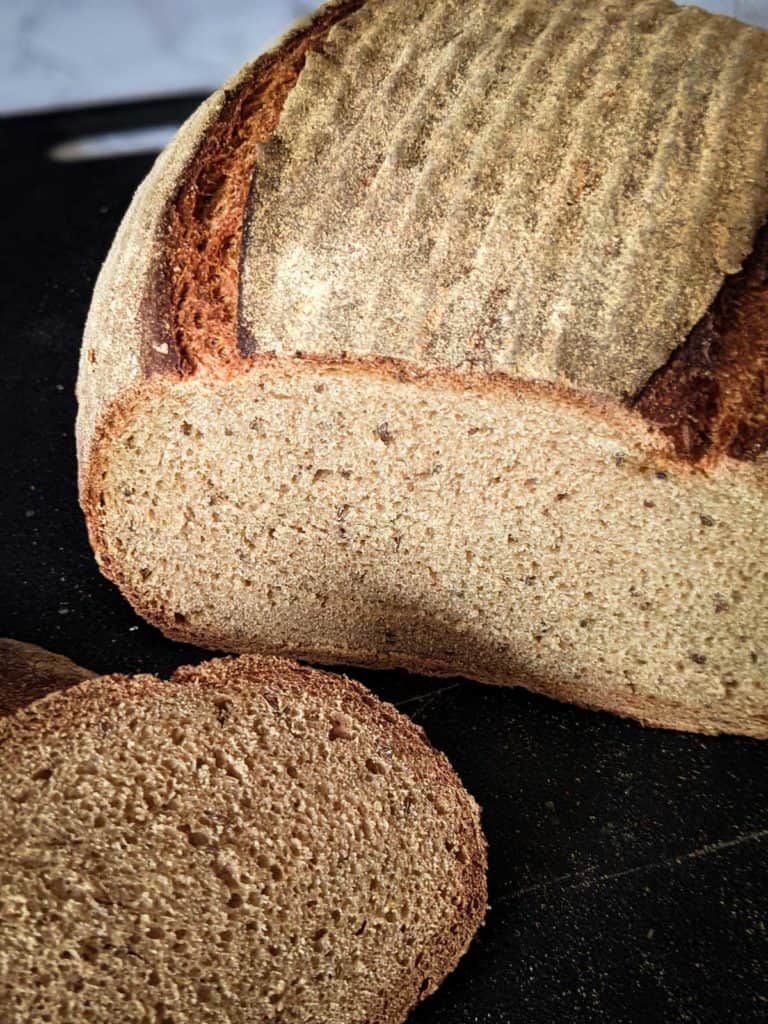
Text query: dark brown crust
148 0 365 377
635 223 768 464
0 653 487 1024
139 243 181 376
0 639 96 717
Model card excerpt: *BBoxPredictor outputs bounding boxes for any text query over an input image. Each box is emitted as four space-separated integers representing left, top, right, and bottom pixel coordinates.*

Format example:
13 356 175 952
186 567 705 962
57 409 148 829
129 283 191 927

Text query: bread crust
236 0 768 441
77 0 768 738
637 223 768 462
0 652 487 1024
0 639 96 717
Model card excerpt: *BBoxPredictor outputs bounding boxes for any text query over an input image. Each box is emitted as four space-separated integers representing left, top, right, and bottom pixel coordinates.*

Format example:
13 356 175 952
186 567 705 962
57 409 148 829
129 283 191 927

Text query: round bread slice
0 653 486 1024
0 638 97 716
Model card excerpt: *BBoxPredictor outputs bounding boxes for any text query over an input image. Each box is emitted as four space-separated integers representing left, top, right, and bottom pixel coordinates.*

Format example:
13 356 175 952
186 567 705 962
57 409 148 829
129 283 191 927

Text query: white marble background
1 0 767 116
0 0 316 114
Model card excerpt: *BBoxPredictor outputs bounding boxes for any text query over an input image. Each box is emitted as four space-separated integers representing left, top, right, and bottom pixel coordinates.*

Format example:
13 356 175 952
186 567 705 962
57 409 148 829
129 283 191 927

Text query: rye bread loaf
0 646 486 1024
77 0 768 737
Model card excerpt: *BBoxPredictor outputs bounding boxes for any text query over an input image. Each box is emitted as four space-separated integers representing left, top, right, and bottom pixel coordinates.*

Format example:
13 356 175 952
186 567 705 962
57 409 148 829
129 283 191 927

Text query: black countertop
1 97 766 1024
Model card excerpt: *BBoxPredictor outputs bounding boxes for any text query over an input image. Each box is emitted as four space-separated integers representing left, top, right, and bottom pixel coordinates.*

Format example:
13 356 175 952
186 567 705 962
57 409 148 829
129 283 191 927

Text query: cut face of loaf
78 0 768 737
0 652 486 1024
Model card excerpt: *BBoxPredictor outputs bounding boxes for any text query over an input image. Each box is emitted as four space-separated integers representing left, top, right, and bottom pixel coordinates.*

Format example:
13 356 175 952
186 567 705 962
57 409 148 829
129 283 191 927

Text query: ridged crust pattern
241 0 768 397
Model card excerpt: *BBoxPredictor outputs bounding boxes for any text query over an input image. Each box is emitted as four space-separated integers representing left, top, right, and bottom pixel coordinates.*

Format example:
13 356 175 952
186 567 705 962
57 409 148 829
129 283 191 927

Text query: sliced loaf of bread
0 648 486 1024
78 0 768 736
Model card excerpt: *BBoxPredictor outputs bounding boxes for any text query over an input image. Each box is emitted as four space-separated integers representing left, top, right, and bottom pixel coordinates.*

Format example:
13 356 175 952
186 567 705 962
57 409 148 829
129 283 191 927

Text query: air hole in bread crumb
214 861 239 889
188 830 210 848
79 940 99 963
376 422 394 444
329 714 354 740
213 697 231 724
32 766 54 781
227 892 244 909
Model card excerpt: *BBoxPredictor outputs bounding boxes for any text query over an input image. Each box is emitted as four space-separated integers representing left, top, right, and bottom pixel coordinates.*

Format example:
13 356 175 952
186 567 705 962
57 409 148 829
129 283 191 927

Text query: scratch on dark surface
394 683 462 718
495 828 768 906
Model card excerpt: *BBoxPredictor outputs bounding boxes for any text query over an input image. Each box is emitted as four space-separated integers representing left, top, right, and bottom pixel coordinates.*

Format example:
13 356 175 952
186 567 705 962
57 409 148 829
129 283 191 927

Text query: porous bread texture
0 654 486 1024
0 639 96 716
78 0 768 738
87 363 768 739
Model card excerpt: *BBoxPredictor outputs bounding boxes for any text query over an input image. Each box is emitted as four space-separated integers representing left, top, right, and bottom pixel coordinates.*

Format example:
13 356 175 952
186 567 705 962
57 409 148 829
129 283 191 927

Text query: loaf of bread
0 645 486 1023
77 0 768 737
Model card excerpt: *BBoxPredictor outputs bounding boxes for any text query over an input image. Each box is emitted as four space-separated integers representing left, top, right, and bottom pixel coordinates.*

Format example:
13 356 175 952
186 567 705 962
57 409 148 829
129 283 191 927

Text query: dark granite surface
0 98 766 1024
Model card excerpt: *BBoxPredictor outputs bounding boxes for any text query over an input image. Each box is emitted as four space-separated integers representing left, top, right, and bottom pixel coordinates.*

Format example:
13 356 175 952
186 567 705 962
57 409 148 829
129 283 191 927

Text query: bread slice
77 0 768 737
0 650 486 1024
0 638 96 716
